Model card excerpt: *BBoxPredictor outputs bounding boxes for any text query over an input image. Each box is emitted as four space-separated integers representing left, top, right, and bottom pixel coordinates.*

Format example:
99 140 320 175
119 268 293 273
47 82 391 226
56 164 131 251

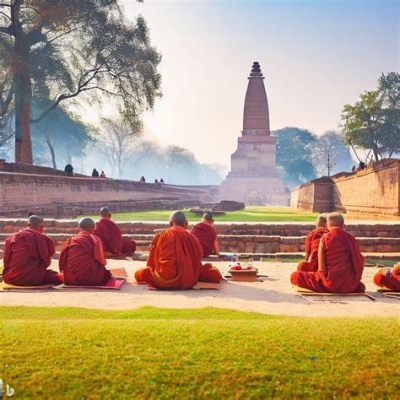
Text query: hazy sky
121 0 399 166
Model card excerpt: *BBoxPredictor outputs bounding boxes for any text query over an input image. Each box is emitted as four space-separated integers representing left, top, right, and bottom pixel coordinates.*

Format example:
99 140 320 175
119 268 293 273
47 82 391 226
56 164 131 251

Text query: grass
1 306 400 399
82 207 318 222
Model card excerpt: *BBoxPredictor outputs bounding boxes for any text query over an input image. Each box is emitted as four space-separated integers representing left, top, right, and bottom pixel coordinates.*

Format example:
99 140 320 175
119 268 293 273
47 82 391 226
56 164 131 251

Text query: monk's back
3 229 55 285
323 228 363 291
60 232 110 286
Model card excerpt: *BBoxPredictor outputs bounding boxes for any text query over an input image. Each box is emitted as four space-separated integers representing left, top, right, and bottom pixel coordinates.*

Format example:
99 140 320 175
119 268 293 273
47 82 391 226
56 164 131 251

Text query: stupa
218 62 290 205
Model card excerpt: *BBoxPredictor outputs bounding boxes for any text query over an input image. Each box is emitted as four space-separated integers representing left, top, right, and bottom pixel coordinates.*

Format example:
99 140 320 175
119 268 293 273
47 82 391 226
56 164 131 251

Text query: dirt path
1 261 399 317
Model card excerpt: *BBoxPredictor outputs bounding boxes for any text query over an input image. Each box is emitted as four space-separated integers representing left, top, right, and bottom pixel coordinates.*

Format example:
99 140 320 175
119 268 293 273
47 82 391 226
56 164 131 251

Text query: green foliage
341 72 400 161
31 100 95 168
1 306 399 399
272 127 317 187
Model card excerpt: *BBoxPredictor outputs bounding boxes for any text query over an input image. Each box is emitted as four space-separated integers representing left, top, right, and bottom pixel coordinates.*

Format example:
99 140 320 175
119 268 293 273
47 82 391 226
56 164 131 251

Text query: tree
341 72 400 162
31 100 94 169
312 131 353 177
97 118 138 178
272 127 317 188
0 1 161 164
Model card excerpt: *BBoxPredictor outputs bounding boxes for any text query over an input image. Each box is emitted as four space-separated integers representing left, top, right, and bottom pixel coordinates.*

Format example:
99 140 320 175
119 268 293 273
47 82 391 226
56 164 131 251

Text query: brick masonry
291 159 400 218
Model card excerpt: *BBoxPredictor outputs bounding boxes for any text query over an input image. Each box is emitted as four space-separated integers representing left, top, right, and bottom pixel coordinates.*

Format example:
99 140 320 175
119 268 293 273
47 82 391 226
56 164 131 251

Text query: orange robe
94 218 136 256
191 222 217 257
374 269 400 292
3 228 62 286
291 227 365 293
59 231 111 286
297 227 328 272
135 226 222 289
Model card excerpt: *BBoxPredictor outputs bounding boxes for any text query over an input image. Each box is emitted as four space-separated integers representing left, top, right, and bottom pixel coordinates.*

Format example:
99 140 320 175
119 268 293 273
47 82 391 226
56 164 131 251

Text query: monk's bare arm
318 239 326 274
214 239 220 256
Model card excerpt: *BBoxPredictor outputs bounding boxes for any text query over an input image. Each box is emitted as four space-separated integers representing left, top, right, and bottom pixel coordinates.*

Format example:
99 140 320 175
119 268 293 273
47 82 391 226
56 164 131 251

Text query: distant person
296 214 328 272
358 161 366 171
291 213 365 293
351 165 356 173
160 178 164 184
140 176 146 183
92 168 99 177
374 262 400 292
154 179 159 184
94 207 136 257
100 170 106 178
135 211 222 289
64 163 73 176
3 215 63 286
59 218 112 286
191 212 220 257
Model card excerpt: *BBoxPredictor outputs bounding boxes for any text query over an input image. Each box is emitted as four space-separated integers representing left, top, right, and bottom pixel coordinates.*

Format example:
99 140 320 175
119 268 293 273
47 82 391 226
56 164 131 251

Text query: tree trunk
13 31 33 164
45 134 57 169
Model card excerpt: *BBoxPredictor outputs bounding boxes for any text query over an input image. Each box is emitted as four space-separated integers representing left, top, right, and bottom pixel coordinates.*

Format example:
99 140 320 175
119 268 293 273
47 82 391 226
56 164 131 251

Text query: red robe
59 231 111 286
191 222 217 257
291 227 365 293
297 227 328 272
3 228 62 286
94 218 136 256
374 271 400 292
135 226 222 289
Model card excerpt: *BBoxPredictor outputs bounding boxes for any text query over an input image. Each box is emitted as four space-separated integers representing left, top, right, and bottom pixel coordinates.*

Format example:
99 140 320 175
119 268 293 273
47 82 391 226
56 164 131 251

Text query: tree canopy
341 72 400 162
0 0 161 163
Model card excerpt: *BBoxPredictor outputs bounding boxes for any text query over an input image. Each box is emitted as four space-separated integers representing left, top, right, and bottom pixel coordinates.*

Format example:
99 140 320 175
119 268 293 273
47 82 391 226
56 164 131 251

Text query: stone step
1 220 400 237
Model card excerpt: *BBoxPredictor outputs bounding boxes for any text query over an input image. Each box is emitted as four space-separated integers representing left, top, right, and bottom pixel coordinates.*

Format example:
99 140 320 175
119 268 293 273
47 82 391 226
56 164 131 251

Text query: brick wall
0 171 211 217
291 159 400 218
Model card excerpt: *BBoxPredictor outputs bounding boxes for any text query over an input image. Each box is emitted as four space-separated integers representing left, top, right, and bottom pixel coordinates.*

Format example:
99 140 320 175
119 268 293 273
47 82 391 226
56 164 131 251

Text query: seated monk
3 215 63 286
94 207 136 257
191 212 220 257
291 212 365 293
59 218 112 286
373 262 400 292
135 211 222 289
297 214 328 272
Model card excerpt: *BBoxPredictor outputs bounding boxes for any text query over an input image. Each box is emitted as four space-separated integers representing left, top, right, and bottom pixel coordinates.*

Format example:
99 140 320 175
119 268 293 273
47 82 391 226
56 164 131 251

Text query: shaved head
100 207 110 218
202 212 214 223
315 214 327 228
169 210 187 227
327 212 345 228
28 215 44 230
78 217 95 232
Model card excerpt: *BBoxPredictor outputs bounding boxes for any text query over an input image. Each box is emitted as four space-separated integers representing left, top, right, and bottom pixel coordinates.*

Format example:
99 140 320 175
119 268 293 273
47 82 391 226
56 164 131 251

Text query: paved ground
1 260 399 317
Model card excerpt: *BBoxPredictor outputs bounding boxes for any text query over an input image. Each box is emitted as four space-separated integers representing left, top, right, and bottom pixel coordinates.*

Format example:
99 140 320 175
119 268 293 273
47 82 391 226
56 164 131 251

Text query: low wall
291 159 400 218
0 171 211 217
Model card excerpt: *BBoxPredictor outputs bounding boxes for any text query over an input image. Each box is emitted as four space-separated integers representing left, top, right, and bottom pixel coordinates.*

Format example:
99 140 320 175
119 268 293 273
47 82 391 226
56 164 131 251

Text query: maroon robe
297 227 328 272
59 231 111 286
291 227 365 293
3 228 62 286
191 222 217 257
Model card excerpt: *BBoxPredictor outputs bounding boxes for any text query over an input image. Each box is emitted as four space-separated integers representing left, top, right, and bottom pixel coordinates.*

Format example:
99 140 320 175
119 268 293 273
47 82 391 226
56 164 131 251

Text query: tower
218 62 289 205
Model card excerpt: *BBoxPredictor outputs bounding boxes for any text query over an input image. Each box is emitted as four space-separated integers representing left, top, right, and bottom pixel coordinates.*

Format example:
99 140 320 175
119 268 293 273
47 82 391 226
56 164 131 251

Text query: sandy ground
1 260 400 317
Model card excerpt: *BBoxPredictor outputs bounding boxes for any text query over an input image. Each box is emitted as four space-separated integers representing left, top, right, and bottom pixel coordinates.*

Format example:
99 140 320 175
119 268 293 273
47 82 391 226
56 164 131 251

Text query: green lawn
1 307 399 399
83 207 318 222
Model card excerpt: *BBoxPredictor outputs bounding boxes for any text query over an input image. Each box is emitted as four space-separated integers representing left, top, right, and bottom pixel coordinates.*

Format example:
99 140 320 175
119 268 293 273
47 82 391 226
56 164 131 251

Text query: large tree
341 72 400 162
272 127 317 188
0 0 161 164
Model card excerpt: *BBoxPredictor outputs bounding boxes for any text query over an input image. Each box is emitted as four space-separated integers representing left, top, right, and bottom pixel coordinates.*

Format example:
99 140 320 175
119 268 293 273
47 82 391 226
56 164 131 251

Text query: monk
135 211 222 289
3 215 63 286
297 214 328 272
94 207 136 257
291 212 365 293
191 212 220 257
373 262 400 292
59 218 112 286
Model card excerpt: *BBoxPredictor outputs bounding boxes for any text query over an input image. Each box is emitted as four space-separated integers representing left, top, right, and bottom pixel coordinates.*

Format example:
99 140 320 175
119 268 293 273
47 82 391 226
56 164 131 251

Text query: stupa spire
242 61 270 135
